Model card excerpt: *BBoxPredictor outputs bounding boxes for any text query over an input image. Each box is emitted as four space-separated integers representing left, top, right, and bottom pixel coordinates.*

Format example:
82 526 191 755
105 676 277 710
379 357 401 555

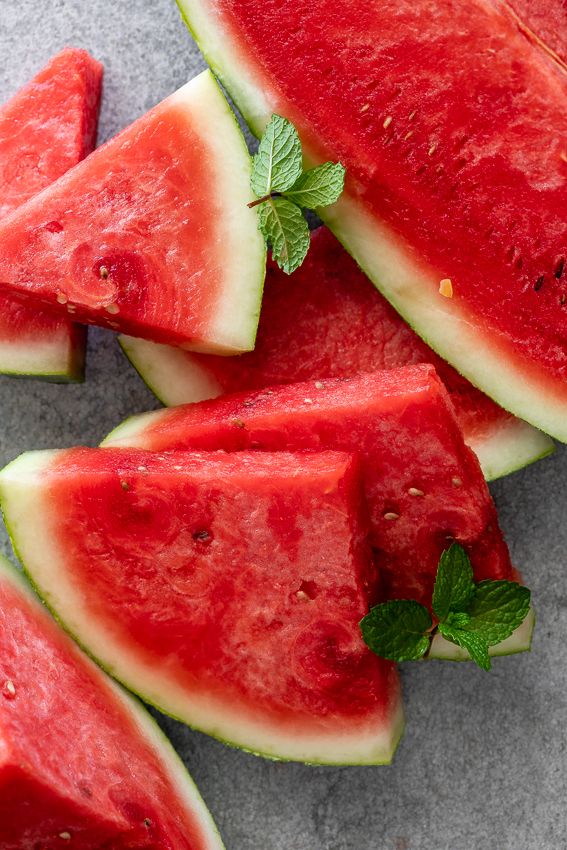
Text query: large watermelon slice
0 556 225 849
0 48 102 380
0 447 403 764
0 70 265 354
177 0 567 440
120 227 553 480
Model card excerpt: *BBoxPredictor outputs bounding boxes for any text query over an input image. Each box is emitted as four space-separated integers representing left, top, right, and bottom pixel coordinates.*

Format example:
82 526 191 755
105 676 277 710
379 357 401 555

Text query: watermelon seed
192 530 212 544
403 130 413 141
58 833 71 841
383 115 393 129
452 477 463 487
296 591 310 602
303 398 313 404
428 144 437 157
56 292 68 305
408 487 424 497
534 275 545 292
408 110 417 120
561 294 566 306
144 818 152 828
439 278 453 298
232 418 246 428
106 303 120 315
383 512 400 521
297 580 318 600
314 381 324 389
360 103 370 113
99 266 109 279
120 481 130 491
2 679 16 699
555 257 565 279
560 151 567 164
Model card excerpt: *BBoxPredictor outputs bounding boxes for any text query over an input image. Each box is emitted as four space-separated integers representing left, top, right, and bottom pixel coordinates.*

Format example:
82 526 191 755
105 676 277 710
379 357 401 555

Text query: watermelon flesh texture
0 448 403 765
0 70 265 355
178 0 567 442
120 227 553 480
0 558 225 850
503 0 567 66
0 48 102 380
103 365 516 609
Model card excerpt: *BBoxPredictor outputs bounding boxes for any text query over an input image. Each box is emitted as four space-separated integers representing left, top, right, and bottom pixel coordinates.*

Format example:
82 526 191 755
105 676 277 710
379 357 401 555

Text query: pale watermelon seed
384 512 400 521
2 679 16 699
408 487 424 497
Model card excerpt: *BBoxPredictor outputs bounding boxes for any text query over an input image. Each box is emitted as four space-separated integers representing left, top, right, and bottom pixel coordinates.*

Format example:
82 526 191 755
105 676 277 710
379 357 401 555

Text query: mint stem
247 192 281 209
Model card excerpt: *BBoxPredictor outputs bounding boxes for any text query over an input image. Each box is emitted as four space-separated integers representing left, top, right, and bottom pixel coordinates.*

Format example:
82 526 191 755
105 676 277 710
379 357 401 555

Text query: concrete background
0 1 564 847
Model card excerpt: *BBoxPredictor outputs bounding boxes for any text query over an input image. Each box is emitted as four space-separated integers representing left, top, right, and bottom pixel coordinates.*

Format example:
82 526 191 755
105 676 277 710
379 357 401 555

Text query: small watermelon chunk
120 227 553 480
0 70 265 354
103 365 516 609
178 0 567 440
0 558 224 849
0 448 403 765
0 48 102 380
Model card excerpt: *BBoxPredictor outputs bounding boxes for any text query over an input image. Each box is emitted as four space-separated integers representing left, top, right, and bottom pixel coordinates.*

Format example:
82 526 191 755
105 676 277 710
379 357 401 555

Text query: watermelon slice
0 557 224 849
0 48 102 381
120 227 553 480
103 366 518 609
0 448 403 764
177 0 567 440
0 70 265 354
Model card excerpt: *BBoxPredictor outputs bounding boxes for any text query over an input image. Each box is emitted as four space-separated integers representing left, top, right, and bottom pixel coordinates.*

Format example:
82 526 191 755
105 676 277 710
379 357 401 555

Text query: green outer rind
175 0 567 444
429 607 535 660
0 451 404 767
0 325 86 382
0 555 225 850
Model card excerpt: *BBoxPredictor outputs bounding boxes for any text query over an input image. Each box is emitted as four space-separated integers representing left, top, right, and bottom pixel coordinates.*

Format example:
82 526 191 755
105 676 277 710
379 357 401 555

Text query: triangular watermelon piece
177 0 567 440
0 48 102 380
120 227 553 480
0 70 265 354
0 448 403 765
0 557 224 848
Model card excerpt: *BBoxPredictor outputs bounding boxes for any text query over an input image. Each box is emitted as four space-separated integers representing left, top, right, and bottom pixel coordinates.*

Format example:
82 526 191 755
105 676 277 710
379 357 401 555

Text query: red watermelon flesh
0 448 403 765
177 0 567 442
121 226 553 478
0 559 225 849
0 48 102 379
103 365 515 606
0 70 265 354
503 0 567 66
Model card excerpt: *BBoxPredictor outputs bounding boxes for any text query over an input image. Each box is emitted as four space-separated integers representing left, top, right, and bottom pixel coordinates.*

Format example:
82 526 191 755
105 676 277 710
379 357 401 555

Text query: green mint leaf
438 622 492 671
360 600 432 662
258 197 310 275
251 115 303 197
462 581 531 646
283 161 345 209
432 543 475 622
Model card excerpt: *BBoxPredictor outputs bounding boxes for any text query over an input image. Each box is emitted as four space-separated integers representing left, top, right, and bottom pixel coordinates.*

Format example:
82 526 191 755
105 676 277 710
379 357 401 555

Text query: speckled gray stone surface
0 2 564 848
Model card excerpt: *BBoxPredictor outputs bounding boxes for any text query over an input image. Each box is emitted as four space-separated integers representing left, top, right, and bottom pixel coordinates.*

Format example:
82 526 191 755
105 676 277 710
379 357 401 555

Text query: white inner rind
176 0 567 442
169 71 266 354
0 555 225 850
0 451 404 766
430 607 535 660
0 327 84 380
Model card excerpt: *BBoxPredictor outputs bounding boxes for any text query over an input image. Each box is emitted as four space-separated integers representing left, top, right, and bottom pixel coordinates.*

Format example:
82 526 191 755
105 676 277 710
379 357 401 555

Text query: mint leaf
463 581 531 646
284 162 345 209
432 543 475 622
258 197 310 275
438 622 492 671
360 600 432 662
251 115 303 196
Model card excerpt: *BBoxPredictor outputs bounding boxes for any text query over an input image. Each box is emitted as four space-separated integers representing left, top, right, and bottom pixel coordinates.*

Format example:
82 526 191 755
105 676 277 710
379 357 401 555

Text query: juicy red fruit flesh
0 570 215 849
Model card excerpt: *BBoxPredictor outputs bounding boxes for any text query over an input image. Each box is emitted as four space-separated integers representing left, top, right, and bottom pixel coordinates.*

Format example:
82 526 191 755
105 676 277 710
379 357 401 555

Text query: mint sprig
360 544 531 671
248 115 345 274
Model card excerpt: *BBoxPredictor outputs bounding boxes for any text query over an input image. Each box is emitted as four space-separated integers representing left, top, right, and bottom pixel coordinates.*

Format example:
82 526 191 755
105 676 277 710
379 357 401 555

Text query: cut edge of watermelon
118 335 222 405
0 323 86 382
117 333 555 480
169 70 266 355
0 555 226 850
0 450 405 766
429 607 535 661
176 0 567 443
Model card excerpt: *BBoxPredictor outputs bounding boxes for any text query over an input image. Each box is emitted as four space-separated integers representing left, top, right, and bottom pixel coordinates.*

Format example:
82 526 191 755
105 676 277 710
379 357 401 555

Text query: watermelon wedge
0 557 224 849
0 70 265 354
177 0 567 440
120 227 553 480
0 48 102 381
103 366 520 613
0 448 403 764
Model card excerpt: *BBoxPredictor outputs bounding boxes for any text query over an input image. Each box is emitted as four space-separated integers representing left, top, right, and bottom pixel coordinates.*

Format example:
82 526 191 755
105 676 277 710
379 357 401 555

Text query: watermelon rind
0 450 404 766
429 607 535 661
0 555 225 850
174 0 567 444
116 333 554 480
0 325 86 382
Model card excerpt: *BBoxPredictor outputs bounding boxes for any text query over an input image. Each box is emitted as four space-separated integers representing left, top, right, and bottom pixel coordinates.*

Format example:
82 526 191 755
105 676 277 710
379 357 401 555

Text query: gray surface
0 2 564 848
